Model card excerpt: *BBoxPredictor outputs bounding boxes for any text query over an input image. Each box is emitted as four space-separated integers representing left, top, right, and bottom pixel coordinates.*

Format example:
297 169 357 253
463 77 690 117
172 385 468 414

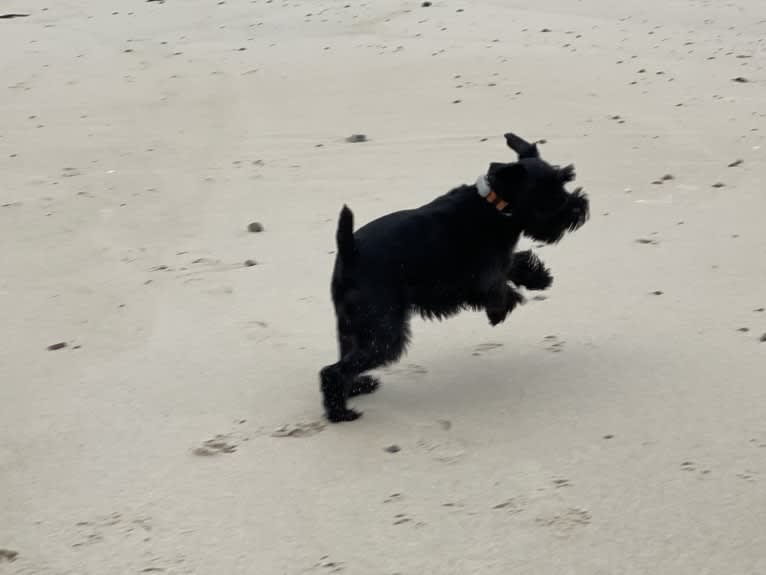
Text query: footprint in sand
543 335 565 353
472 342 503 356
271 421 326 438
72 513 153 548
192 420 262 456
72 514 185 572
492 495 529 514
416 440 466 463
681 460 712 478
0 549 18 563
302 556 345 573
736 470 757 482
176 257 244 290
392 512 426 528
535 507 591 536
243 319 274 343
192 434 238 456
414 421 467 464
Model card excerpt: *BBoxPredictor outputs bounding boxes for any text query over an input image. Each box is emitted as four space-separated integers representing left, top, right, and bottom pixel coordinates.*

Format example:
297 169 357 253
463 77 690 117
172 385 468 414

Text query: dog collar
476 175 511 215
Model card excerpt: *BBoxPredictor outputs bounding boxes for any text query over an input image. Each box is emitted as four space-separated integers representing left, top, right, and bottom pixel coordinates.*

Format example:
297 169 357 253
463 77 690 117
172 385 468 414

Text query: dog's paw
524 266 553 291
327 408 363 423
509 251 553 290
349 375 381 397
486 307 508 326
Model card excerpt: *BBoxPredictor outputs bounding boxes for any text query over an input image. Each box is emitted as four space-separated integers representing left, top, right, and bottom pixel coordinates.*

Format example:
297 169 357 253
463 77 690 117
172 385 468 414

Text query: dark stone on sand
47 342 67 351
244 259 257 267
732 76 749 83
384 444 401 453
247 222 264 233
345 134 368 143
728 159 743 167
421 1 432 6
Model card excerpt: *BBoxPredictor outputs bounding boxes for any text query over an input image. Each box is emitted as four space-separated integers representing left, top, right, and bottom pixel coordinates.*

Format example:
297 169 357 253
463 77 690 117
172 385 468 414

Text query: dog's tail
336 205 357 265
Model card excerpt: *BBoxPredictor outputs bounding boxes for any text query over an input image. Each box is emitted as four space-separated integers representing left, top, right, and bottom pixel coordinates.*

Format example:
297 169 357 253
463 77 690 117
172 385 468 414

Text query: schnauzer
319 133 589 422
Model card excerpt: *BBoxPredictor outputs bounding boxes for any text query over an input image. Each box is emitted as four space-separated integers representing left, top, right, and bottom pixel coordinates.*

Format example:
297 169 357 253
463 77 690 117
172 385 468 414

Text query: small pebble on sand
47 342 68 351
247 222 264 233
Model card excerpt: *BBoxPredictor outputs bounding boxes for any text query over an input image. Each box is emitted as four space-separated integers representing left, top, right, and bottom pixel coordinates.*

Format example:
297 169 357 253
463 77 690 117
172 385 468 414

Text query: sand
2 0 766 573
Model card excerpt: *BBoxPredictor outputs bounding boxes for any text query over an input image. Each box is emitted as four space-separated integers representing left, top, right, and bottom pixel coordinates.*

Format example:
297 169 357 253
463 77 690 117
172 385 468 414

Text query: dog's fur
320 133 589 422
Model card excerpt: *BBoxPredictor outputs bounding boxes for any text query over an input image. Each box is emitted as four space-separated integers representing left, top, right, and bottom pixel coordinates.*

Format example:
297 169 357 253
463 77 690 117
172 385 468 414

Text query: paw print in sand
271 421 326 438
472 342 503 356
192 435 237 456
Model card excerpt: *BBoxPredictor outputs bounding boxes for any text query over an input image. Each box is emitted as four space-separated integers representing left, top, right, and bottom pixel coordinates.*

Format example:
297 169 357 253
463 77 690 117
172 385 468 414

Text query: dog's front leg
485 282 524 326
507 250 553 290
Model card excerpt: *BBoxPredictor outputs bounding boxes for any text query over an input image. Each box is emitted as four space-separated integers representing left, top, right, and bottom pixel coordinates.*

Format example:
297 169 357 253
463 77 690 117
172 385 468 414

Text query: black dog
320 133 589 422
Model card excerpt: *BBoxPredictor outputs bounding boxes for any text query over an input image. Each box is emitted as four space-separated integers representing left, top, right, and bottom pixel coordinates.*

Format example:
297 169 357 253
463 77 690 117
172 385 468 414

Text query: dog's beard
523 189 589 244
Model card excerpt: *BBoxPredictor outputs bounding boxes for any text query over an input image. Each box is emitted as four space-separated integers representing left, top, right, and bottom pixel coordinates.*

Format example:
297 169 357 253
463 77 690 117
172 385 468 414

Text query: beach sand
2 1 766 573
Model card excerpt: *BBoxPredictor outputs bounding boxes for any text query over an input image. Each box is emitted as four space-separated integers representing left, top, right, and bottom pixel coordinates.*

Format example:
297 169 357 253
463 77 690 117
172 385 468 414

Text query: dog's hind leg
337 331 380 397
321 311 409 423
507 250 553 290
349 375 381 397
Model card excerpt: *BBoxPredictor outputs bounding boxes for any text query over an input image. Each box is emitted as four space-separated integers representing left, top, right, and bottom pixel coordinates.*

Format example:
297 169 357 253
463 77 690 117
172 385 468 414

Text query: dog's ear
504 133 539 159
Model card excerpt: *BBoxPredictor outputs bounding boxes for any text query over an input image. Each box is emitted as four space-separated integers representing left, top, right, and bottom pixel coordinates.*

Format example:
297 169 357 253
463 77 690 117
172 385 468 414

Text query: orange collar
476 175 511 214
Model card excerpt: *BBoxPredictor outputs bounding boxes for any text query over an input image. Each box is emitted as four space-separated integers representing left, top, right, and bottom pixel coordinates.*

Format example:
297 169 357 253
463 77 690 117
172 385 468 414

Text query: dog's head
486 133 589 243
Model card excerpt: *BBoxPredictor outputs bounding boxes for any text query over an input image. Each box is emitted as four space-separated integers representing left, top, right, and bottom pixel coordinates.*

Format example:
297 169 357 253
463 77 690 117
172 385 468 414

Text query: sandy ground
2 0 766 573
